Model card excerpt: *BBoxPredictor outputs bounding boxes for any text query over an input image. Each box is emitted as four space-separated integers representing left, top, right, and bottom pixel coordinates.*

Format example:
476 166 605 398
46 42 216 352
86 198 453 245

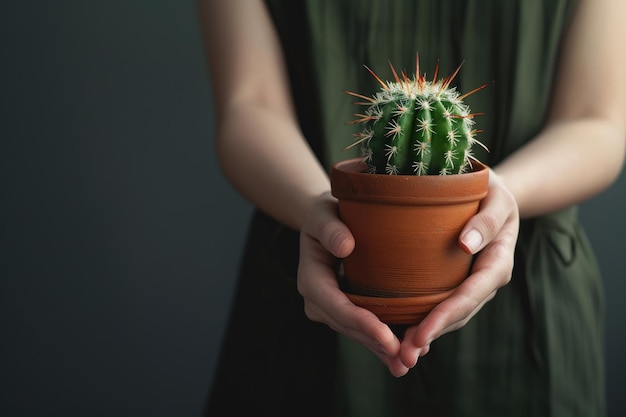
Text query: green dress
206 1 605 416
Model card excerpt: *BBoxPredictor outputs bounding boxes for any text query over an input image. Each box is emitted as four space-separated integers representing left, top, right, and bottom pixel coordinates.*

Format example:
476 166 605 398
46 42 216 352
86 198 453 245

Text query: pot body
330 158 489 324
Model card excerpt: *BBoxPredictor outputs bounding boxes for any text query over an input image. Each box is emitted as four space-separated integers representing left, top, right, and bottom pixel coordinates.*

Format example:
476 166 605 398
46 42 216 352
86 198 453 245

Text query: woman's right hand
297 192 412 377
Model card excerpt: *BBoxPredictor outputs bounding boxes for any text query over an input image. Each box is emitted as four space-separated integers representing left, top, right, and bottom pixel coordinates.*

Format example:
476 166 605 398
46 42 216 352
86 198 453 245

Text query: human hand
398 169 520 368
297 191 411 377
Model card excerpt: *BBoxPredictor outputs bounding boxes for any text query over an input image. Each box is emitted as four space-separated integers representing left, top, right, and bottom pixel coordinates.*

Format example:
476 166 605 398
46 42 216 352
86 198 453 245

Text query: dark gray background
1 1 623 416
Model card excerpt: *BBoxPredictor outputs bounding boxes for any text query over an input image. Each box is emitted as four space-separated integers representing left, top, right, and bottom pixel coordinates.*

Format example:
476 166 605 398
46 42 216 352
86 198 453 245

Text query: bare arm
401 0 626 369
199 0 626 378
197 0 331 231
495 0 626 218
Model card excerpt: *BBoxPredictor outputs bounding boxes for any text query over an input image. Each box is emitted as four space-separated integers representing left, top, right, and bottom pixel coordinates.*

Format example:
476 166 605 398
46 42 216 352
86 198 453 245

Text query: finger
404 238 513 350
298 235 405 373
384 355 411 377
297 235 346 316
311 288 401 359
435 289 497 336
303 193 355 258
313 293 409 376
399 291 486 367
339 315 408 378
399 334 432 368
459 175 518 255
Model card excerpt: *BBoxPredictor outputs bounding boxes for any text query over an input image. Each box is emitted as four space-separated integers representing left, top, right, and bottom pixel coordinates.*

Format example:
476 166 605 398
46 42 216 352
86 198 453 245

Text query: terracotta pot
330 157 489 325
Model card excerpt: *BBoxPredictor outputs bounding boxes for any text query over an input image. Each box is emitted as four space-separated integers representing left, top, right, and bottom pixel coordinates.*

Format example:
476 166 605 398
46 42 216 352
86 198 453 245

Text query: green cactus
346 57 488 175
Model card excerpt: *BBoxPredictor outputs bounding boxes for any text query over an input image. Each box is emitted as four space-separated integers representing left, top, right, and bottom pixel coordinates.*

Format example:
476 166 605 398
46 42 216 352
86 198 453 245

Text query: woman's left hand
399 169 520 368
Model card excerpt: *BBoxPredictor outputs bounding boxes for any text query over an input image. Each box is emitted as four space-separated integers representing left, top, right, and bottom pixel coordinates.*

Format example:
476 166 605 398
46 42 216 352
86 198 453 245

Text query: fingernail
461 229 483 254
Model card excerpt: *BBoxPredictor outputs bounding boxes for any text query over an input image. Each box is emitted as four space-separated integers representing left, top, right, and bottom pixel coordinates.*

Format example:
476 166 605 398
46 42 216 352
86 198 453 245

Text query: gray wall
1 1 251 415
0 1 623 416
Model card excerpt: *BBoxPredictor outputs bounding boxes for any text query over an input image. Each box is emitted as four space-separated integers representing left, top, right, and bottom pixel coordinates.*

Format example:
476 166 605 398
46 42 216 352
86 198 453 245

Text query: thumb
304 193 355 258
458 173 518 255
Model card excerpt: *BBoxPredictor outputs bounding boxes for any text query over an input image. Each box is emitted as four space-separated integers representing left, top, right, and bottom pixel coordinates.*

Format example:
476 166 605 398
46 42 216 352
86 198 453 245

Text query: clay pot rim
330 157 489 205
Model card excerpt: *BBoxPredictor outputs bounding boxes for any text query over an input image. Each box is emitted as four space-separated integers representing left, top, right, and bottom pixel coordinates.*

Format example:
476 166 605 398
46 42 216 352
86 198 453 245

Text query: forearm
198 0 331 231
495 0 626 219
495 118 625 219
216 102 331 231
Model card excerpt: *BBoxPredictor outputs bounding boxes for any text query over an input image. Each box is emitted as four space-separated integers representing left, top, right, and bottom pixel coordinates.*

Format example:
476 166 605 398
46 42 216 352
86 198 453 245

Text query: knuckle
490 243 514 286
321 222 338 248
491 240 511 261
302 302 320 323
478 212 500 238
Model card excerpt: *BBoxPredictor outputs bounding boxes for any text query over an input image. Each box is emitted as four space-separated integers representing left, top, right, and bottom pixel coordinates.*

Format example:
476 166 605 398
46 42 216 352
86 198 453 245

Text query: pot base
345 289 456 325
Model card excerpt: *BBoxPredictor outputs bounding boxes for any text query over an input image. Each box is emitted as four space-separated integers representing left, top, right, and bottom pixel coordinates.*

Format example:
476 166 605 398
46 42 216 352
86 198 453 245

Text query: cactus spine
346 57 487 175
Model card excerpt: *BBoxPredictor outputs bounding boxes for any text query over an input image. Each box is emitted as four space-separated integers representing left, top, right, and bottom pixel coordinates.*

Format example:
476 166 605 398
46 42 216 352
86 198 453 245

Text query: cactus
346 56 488 175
